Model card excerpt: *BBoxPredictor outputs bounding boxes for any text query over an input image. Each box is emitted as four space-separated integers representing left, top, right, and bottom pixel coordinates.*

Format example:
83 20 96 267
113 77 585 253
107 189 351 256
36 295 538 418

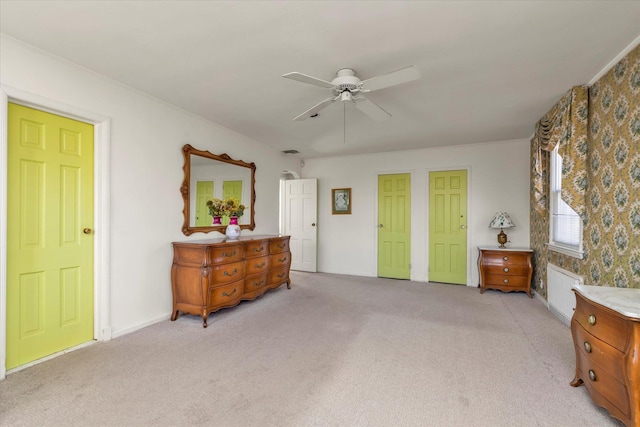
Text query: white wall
301 139 531 286
0 35 301 343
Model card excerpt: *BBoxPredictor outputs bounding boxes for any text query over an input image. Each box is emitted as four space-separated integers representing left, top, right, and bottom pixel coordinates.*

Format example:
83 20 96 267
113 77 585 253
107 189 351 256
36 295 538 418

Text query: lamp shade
489 212 514 229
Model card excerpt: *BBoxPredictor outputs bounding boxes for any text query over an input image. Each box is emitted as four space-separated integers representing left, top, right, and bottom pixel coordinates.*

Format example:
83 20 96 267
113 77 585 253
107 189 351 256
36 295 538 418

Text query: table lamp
489 212 514 248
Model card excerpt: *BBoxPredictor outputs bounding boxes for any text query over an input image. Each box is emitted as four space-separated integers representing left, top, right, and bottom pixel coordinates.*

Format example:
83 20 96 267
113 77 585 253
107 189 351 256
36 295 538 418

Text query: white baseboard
111 313 172 339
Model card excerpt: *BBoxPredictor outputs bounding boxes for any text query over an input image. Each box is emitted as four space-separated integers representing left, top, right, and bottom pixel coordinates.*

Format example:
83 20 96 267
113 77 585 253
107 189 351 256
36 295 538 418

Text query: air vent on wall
282 149 300 154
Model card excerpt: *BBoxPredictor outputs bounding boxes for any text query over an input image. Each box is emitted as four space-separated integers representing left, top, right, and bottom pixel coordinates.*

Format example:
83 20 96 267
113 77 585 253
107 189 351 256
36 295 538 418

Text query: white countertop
573 284 640 319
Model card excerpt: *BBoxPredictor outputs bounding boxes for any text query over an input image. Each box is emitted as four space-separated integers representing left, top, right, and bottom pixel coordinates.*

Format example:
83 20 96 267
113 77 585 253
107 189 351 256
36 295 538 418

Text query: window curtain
531 85 589 217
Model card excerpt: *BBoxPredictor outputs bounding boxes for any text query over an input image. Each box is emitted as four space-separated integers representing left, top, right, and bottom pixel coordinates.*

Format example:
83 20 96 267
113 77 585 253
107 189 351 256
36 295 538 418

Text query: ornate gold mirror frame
181 144 256 236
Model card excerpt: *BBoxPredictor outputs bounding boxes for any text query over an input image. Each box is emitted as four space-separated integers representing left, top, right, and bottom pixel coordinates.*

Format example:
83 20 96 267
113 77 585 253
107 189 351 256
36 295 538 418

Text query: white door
285 179 317 272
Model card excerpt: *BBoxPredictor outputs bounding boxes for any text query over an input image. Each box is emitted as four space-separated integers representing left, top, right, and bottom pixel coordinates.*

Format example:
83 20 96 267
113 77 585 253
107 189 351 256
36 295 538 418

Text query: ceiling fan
282 65 421 122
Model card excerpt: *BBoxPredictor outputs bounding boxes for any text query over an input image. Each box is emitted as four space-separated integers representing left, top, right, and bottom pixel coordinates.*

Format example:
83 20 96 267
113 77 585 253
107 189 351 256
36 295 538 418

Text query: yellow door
223 180 242 201
222 180 243 225
378 173 411 279
429 170 467 284
195 181 213 226
7 103 94 369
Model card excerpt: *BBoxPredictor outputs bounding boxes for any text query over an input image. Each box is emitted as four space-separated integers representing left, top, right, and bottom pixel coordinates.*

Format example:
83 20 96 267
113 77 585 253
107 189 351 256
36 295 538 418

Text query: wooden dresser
171 235 291 327
570 285 640 427
478 247 533 298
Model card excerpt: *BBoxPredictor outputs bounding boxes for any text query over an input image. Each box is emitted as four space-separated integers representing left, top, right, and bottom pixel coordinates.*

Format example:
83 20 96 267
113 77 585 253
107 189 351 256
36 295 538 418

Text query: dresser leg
570 376 583 387
171 310 179 321
286 279 291 289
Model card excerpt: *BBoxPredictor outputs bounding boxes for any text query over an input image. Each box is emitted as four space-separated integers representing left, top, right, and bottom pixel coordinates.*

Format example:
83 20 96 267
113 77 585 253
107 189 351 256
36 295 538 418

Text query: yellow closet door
377 173 411 279
7 103 94 369
429 170 467 284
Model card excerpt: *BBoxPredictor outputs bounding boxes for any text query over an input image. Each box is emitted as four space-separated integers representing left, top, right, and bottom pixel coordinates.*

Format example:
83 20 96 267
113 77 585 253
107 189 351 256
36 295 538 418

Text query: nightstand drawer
574 296 631 352
574 349 630 418
572 320 625 381
481 252 529 266
484 274 528 288
484 264 529 276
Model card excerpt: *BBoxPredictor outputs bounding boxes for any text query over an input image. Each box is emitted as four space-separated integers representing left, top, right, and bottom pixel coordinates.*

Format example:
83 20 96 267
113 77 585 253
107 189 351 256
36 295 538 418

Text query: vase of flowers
222 197 245 239
206 198 224 225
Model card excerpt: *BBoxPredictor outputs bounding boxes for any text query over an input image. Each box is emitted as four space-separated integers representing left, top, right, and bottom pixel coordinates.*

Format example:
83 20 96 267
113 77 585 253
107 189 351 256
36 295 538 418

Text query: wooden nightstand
570 285 640 427
478 247 533 298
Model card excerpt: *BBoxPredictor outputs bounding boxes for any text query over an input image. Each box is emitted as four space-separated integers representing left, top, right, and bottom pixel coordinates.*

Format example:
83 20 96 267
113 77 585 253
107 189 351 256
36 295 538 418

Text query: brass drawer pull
503 278 509 284
277 272 286 278
222 288 237 297
278 257 288 263
253 247 264 252
253 279 265 287
584 342 592 353
588 314 596 326
503 267 509 273
255 262 266 268
503 256 509 261
278 243 286 249
223 268 238 277
588 370 597 381
222 250 236 257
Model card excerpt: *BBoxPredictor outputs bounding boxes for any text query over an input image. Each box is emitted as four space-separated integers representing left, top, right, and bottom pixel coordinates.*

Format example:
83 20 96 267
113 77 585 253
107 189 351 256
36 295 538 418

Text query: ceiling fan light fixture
340 91 353 102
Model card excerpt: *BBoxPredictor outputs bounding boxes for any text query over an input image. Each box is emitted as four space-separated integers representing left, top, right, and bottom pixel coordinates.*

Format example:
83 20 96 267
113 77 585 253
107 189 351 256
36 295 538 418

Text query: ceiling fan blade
354 96 391 122
360 65 421 92
283 72 335 89
293 96 338 121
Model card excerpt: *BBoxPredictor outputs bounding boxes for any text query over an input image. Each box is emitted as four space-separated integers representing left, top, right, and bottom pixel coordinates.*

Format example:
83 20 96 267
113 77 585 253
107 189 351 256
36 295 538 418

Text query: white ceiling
1 1 639 159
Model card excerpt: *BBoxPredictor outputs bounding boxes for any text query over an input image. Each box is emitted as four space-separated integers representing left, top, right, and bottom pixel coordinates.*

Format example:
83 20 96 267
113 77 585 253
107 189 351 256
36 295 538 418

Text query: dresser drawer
270 251 291 269
210 244 244 264
210 261 245 283
575 349 631 418
245 256 269 276
571 319 625 381
269 267 289 285
574 295 631 352
483 274 528 288
244 274 268 292
209 279 244 307
270 238 290 254
244 240 269 258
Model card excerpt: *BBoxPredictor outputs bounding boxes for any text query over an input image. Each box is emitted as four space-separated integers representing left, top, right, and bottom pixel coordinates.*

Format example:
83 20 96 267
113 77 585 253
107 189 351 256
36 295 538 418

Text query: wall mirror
181 144 256 235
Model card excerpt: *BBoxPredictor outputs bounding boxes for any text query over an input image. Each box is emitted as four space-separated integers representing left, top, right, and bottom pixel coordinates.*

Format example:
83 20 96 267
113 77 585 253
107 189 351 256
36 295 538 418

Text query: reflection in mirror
181 144 256 236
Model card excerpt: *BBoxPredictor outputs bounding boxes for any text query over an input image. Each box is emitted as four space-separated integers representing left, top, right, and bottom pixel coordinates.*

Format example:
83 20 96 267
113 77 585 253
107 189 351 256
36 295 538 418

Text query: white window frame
548 147 584 259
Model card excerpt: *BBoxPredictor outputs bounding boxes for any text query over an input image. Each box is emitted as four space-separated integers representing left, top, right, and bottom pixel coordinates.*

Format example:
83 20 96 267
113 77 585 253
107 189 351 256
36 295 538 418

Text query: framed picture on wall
332 188 351 214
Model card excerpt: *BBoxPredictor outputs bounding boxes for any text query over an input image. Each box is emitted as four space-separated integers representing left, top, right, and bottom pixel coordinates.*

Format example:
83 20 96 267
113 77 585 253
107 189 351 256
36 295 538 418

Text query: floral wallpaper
530 43 640 294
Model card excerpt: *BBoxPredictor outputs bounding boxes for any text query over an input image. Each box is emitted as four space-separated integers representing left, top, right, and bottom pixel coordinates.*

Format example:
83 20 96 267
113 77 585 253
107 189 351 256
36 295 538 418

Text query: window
549 147 583 258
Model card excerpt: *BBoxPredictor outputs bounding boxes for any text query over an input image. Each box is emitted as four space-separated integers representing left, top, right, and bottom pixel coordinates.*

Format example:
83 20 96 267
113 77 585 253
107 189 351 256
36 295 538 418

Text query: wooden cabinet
478 247 533 298
570 286 640 427
171 235 291 327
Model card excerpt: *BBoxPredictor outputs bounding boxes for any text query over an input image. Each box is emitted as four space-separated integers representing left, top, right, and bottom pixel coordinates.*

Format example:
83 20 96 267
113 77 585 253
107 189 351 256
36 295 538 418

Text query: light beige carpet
0 272 622 426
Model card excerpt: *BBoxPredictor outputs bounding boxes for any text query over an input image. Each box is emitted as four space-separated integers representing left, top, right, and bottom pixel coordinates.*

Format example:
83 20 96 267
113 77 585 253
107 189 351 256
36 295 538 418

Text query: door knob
312 223 316 227
378 224 384 228
83 228 93 234
461 225 466 229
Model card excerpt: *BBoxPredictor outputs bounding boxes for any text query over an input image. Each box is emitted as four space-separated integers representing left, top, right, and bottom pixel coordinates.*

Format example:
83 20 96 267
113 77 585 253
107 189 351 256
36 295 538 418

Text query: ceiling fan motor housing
332 68 361 95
